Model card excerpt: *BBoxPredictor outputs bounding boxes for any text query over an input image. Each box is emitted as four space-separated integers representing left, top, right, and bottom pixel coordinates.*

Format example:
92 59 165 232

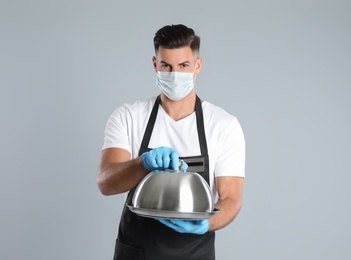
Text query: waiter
97 24 245 260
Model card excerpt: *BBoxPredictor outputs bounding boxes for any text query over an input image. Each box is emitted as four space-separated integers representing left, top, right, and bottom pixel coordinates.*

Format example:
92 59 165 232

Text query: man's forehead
156 46 198 61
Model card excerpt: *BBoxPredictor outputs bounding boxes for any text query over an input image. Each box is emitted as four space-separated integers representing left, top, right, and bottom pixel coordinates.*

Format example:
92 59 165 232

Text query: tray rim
126 203 219 220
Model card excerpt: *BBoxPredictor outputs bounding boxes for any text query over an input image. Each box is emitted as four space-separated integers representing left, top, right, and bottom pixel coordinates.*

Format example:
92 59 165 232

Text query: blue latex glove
141 146 188 171
157 219 209 235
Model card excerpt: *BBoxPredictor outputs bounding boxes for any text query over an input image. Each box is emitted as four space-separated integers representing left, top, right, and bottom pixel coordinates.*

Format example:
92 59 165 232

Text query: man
97 24 245 260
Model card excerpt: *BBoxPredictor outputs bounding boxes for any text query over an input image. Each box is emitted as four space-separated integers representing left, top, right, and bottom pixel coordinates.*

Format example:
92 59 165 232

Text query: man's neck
159 91 197 121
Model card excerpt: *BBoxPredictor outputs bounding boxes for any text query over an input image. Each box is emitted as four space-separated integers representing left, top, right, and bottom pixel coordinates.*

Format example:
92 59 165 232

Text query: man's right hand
141 146 180 171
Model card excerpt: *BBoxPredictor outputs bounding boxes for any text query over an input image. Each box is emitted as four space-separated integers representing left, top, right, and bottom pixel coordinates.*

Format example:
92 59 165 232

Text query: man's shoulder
113 96 156 113
122 96 157 110
203 100 236 121
109 96 157 120
202 100 243 138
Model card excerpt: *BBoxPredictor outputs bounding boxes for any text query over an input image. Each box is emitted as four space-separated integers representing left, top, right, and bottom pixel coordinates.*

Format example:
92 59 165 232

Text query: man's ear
152 56 157 72
195 57 203 75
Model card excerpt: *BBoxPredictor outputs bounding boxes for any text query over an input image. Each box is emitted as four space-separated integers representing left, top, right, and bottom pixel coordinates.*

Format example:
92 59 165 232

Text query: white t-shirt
102 96 245 199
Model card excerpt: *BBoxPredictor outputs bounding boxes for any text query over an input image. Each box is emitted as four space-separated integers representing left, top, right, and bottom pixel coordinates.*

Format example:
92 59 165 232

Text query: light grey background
1 0 350 259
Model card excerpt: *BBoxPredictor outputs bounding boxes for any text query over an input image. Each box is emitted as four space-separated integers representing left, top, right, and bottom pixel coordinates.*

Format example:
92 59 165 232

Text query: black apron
113 96 215 260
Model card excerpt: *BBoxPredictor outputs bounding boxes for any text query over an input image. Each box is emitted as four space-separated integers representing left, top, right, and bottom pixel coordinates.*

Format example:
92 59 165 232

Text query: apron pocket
113 239 145 260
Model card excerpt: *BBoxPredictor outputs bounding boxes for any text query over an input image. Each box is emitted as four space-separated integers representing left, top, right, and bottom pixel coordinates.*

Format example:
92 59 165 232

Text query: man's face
153 46 202 74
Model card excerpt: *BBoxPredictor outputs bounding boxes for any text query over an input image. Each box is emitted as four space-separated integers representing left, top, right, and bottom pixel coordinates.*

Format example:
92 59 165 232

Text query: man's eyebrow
160 60 191 66
179 61 190 65
160 60 171 66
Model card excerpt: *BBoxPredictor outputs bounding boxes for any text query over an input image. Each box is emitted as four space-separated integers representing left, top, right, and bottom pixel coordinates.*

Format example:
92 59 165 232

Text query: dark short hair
153 24 200 55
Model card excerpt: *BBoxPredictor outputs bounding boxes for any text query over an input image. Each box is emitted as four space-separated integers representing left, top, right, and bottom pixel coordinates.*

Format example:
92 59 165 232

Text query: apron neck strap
139 95 161 156
195 95 208 156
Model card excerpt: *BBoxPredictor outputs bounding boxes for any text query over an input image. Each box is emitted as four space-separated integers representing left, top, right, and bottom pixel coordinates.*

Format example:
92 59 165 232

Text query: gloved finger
200 220 210 227
154 149 164 168
157 218 169 225
169 150 179 170
141 152 157 170
170 219 188 227
193 220 209 234
162 151 171 169
179 161 188 171
148 156 159 169
157 219 181 230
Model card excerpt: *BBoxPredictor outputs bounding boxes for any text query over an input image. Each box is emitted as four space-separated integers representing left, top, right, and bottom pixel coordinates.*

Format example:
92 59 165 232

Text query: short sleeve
102 105 131 152
214 117 245 178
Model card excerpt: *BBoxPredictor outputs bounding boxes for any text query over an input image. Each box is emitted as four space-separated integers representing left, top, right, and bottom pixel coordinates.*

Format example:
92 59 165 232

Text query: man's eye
161 64 169 68
180 64 189 68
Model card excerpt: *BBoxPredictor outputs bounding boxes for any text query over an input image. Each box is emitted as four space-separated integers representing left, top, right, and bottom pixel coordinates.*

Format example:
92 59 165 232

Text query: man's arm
97 148 149 196
208 176 244 231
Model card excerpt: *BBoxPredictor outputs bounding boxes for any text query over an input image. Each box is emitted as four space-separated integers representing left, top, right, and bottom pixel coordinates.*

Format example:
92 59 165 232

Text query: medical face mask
156 70 196 101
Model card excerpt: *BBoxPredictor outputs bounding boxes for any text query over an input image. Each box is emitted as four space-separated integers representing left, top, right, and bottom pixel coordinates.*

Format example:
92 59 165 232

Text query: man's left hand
157 219 209 235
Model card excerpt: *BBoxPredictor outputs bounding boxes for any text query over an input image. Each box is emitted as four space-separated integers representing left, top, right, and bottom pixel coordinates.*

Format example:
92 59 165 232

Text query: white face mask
156 71 195 101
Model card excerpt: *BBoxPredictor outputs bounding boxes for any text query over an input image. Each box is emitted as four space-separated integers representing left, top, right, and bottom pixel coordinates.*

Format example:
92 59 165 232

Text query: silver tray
127 204 219 220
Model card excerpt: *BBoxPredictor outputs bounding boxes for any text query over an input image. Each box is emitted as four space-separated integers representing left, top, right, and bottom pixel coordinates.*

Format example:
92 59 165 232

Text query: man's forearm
208 197 242 231
97 157 149 196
